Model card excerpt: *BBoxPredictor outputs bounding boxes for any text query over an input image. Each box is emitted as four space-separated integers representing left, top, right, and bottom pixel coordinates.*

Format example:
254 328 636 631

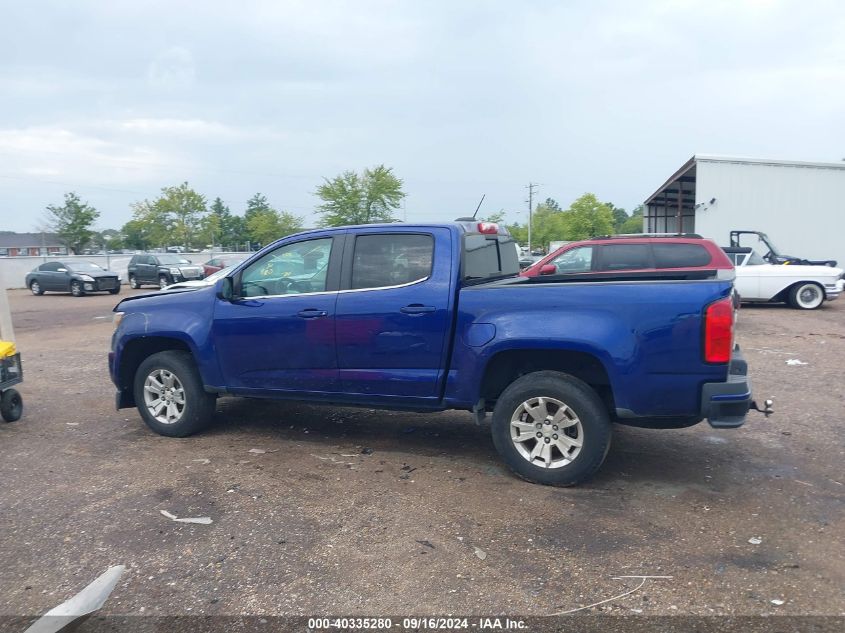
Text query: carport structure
644 156 697 234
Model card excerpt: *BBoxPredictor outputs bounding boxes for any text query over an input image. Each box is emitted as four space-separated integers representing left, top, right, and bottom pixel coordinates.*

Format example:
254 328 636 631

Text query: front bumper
824 280 843 301
700 346 753 429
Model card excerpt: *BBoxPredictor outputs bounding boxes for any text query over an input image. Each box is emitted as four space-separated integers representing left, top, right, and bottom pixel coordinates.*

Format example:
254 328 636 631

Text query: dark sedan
25 260 121 297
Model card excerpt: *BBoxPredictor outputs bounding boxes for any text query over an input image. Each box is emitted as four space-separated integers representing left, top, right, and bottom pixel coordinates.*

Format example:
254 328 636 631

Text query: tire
29 280 44 296
491 371 612 486
70 280 84 297
109 286 121 295
133 351 215 437
0 389 23 422
129 275 140 289
788 282 824 310
159 274 170 289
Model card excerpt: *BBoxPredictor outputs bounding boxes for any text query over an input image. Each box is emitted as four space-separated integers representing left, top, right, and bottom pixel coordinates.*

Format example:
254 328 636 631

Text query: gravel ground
0 288 842 618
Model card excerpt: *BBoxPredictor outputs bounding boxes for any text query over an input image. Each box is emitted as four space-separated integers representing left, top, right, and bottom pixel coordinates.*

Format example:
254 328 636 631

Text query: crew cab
110 222 763 486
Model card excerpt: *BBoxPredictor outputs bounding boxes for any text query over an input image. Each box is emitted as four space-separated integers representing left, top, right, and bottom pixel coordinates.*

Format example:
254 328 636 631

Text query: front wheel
0 389 23 422
491 371 612 486
109 286 121 295
133 351 215 437
129 275 140 289
29 281 44 296
70 280 84 297
159 275 170 289
788 282 824 310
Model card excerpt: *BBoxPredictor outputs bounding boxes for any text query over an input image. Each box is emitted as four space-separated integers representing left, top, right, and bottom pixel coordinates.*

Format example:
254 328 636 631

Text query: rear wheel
0 389 23 422
134 351 215 437
491 371 611 486
29 280 44 296
788 282 824 310
70 280 84 297
129 275 140 289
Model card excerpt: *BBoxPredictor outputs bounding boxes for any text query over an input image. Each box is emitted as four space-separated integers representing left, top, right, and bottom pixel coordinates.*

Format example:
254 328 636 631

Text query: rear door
139 256 157 282
335 228 453 401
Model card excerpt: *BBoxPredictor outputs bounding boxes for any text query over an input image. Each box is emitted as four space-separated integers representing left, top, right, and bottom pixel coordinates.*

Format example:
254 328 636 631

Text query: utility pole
526 182 538 253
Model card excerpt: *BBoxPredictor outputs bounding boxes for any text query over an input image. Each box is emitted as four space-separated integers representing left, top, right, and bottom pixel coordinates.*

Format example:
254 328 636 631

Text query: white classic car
724 247 844 310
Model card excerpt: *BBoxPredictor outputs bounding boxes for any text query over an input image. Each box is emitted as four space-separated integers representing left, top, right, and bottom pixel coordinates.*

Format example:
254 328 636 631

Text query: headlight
113 312 124 329
169 267 181 275
80 274 95 281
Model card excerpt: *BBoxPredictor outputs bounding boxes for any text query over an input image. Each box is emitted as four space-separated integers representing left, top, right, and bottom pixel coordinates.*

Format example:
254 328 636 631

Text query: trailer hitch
750 399 774 418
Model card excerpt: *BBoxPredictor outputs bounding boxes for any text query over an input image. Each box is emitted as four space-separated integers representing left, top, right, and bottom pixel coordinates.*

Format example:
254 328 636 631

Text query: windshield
158 255 192 265
66 261 104 272
746 251 767 266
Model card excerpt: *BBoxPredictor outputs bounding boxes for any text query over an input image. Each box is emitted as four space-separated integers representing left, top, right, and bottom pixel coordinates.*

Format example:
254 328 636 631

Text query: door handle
400 304 436 315
297 309 328 318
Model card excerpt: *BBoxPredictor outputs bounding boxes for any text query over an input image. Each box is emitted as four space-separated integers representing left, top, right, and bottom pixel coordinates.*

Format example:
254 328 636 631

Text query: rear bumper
700 346 752 428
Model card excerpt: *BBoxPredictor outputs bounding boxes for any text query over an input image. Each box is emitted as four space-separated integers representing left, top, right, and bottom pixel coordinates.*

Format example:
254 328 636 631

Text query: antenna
472 194 486 219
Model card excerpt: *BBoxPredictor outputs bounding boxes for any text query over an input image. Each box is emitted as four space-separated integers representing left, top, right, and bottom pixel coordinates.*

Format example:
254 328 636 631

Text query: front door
335 229 453 401
212 234 342 394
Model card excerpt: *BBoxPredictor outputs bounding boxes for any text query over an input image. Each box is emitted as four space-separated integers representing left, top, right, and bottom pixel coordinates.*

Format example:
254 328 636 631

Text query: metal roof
645 154 845 206
694 154 845 170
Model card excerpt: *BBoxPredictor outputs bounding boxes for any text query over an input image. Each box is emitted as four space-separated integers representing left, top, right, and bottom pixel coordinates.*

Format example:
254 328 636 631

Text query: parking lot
0 288 843 618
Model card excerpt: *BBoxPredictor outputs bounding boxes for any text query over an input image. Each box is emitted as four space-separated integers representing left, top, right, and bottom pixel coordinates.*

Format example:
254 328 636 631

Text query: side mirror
217 276 233 301
217 276 236 301
539 264 557 276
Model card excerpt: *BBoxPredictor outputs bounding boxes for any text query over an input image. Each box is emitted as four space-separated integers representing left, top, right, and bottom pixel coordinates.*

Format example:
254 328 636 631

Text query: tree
121 219 154 250
199 197 246 247
481 211 506 224
619 205 644 234
44 192 100 254
564 193 615 240
99 229 123 251
607 203 629 232
316 165 405 226
155 182 207 247
128 199 170 248
128 183 207 248
243 194 304 247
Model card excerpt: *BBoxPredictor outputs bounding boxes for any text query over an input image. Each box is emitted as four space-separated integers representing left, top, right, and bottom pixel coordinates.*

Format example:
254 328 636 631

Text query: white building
644 155 845 265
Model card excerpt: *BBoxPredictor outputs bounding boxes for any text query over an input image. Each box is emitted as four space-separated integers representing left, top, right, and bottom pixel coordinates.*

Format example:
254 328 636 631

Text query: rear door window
597 244 653 271
351 234 433 290
653 243 711 268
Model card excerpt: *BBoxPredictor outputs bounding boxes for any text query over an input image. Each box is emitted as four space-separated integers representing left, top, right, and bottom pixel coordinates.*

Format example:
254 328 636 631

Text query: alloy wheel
509 396 583 469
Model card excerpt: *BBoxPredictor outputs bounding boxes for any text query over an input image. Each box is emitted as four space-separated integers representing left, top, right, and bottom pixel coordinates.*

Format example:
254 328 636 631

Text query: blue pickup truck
110 222 761 485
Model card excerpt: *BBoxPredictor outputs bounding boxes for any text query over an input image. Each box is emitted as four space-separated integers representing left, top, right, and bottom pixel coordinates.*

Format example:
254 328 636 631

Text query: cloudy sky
1 0 843 232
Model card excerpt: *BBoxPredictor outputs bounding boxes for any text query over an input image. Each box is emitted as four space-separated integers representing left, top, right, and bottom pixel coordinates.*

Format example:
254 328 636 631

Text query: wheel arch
117 336 195 407
774 280 826 305
479 348 615 414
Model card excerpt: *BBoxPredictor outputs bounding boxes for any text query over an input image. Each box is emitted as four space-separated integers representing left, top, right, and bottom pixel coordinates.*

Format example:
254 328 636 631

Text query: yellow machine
0 344 21 421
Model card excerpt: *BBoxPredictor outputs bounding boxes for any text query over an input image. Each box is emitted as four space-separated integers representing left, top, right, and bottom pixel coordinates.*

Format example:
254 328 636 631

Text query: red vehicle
202 255 246 277
521 234 734 278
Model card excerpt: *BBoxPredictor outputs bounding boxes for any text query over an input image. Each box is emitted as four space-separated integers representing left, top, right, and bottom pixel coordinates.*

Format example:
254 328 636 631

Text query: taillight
477 222 499 234
704 297 734 363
